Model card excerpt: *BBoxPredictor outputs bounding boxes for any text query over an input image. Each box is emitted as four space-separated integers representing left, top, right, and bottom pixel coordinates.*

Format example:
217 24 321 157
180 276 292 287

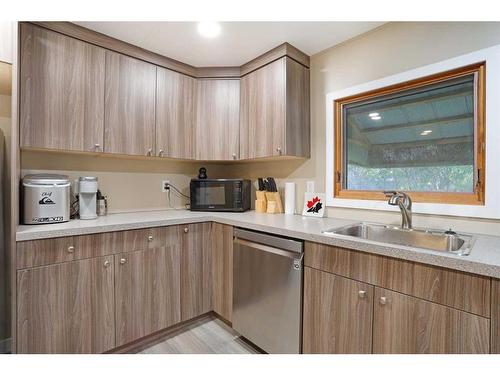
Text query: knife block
265 192 283 214
255 191 267 213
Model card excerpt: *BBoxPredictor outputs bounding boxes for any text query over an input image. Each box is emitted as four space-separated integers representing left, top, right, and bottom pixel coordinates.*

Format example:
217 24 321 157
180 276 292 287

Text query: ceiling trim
240 42 309 76
28 21 310 79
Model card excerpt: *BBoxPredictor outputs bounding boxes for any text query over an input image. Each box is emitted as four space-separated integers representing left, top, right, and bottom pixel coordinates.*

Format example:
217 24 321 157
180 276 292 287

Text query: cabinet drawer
305 241 491 317
119 226 180 253
17 226 183 269
17 233 116 269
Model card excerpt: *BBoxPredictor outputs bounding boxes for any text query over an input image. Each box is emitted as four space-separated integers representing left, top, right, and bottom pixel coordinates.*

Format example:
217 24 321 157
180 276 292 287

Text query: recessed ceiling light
197 21 221 38
420 130 433 136
369 112 380 118
371 115 381 120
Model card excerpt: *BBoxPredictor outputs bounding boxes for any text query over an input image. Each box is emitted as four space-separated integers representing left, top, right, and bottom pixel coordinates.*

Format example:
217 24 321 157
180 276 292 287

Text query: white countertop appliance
22 174 70 225
78 176 98 220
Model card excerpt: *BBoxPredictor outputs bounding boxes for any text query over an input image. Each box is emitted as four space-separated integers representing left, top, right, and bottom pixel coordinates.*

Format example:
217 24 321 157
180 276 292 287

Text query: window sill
327 196 498 219
334 190 483 206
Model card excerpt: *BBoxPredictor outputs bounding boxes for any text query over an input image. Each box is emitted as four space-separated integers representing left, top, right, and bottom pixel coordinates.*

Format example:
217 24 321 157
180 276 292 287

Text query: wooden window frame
333 62 486 206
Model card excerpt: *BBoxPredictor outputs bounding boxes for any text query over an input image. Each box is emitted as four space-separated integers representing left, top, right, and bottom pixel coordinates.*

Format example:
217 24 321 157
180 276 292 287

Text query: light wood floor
139 316 260 354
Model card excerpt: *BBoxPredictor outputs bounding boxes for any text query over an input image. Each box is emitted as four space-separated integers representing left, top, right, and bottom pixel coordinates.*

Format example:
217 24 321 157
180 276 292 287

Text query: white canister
78 176 98 219
284 182 296 215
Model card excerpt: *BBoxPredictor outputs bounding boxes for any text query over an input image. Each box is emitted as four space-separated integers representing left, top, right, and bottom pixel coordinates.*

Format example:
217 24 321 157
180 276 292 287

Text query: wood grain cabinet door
284 57 310 158
17 256 115 353
180 223 213 320
20 23 105 152
104 51 156 156
114 245 181 347
373 287 490 354
195 79 240 160
492 278 500 354
302 267 374 354
239 57 285 159
211 223 233 322
156 67 196 159
239 56 310 159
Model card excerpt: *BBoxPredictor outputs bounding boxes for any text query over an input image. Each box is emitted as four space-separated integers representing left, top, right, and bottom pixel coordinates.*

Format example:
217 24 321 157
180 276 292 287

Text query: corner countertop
16 209 500 278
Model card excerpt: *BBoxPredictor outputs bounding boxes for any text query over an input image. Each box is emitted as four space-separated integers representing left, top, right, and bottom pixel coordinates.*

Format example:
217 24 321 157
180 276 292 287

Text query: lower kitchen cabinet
492 278 500 354
211 223 233 322
17 256 115 354
180 223 213 320
302 267 374 354
373 287 490 354
114 245 181 347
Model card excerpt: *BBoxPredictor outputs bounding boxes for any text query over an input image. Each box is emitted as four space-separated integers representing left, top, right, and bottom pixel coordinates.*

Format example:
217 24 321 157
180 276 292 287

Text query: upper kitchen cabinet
239 56 310 159
156 67 196 159
195 79 240 160
20 23 105 152
19 23 310 161
104 51 156 156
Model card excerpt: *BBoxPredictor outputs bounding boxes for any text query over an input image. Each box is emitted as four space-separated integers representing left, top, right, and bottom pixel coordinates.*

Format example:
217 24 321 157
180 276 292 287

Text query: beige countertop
16 209 500 278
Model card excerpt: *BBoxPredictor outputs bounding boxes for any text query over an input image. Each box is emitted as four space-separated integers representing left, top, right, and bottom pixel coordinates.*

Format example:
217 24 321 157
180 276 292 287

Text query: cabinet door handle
148 235 154 242
379 296 387 305
104 260 110 268
183 227 189 233
358 290 367 298
120 258 127 265
67 246 75 253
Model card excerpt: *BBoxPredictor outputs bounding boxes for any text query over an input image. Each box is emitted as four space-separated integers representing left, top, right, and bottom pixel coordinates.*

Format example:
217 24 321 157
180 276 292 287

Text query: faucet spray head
383 190 400 205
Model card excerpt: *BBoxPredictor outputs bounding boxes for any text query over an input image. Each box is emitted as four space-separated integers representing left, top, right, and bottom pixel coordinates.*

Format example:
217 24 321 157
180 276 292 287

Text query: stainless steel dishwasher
233 228 303 354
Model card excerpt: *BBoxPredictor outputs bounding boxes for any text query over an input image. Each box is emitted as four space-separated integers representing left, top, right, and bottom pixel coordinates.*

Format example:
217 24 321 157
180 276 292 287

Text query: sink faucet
383 191 412 230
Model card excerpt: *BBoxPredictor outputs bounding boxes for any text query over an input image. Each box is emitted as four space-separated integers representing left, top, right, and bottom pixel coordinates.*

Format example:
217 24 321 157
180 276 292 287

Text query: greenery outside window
334 62 486 205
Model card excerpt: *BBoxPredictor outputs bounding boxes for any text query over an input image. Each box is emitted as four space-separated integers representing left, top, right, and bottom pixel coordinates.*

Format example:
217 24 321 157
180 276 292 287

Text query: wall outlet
162 180 171 192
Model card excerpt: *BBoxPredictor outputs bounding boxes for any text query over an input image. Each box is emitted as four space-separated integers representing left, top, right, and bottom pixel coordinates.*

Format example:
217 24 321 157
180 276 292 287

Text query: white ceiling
74 22 384 67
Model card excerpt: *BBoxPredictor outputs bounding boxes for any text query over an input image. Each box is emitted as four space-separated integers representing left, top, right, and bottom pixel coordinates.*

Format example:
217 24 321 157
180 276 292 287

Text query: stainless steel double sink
322 222 474 256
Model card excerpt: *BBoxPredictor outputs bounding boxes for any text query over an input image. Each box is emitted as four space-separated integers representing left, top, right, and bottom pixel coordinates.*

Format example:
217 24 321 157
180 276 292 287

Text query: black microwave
190 179 251 212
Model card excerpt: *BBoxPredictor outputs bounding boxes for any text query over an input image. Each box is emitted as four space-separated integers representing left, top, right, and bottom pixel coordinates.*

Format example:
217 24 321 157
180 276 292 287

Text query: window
334 62 485 205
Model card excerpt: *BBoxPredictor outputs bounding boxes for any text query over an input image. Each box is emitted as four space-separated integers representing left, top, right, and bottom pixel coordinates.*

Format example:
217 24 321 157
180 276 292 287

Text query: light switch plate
306 181 315 193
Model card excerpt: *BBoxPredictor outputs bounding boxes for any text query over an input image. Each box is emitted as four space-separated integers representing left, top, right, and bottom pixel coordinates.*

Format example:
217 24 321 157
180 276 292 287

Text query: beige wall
21 22 500 235
231 22 500 235
0 61 12 344
21 151 229 213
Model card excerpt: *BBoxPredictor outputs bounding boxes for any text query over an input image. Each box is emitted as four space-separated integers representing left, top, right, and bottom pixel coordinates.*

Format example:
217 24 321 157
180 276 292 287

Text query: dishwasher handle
234 228 303 254
234 238 304 261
